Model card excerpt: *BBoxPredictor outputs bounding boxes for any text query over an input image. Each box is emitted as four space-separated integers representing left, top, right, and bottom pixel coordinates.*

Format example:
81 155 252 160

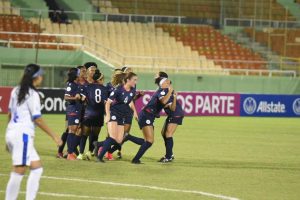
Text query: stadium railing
0 31 297 77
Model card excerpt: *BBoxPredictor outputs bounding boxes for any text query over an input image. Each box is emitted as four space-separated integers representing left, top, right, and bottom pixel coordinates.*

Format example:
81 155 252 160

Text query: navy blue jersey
143 88 168 117
65 82 81 112
164 94 184 117
106 82 115 96
109 85 136 117
83 83 108 118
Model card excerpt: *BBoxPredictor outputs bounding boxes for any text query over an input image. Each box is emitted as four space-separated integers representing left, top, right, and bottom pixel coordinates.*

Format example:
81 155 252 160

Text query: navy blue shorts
138 110 156 129
109 111 125 126
67 112 81 126
82 116 104 127
124 114 133 125
166 116 184 125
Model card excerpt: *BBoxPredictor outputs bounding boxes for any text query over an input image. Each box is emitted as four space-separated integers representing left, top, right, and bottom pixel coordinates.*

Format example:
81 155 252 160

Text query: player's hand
53 135 63 147
104 115 110 124
140 91 145 96
173 92 177 97
168 85 174 93
134 113 139 121
81 95 86 101
75 93 81 100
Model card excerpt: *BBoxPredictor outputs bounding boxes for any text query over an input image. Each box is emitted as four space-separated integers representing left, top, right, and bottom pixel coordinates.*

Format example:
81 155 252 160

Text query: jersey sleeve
108 88 118 102
65 83 77 96
28 91 42 120
8 88 15 112
157 88 168 100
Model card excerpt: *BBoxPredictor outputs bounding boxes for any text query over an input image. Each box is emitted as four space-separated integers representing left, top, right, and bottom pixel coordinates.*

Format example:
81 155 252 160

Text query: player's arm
104 99 112 123
130 101 138 121
133 91 144 101
160 86 173 105
7 112 11 123
169 92 177 112
34 117 62 146
64 93 81 101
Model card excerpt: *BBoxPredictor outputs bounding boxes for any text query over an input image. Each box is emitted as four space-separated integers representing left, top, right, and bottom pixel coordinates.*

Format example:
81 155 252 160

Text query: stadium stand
0 15 74 50
244 27 300 58
157 24 266 69
90 0 295 21
33 18 221 70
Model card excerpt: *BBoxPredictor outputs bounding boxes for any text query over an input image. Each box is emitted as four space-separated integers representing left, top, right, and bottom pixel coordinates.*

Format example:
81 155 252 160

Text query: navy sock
89 134 99 152
67 133 75 154
80 135 88 154
97 141 104 149
132 141 152 162
127 134 144 145
108 144 121 154
98 137 116 160
165 137 173 159
58 131 68 153
75 135 81 149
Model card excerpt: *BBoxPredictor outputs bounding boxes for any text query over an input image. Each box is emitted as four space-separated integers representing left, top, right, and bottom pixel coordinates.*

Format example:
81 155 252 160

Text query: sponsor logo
146 119 151 124
243 97 257 115
243 97 286 114
110 92 114 96
293 98 300 115
160 91 165 95
111 116 116 120
66 87 71 92
75 119 79 124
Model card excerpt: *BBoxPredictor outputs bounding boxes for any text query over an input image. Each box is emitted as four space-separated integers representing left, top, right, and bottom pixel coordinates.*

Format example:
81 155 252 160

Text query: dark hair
18 64 40 105
124 72 137 83
93 69 104 81
114 68 122 72
77 65 85 70
67 67 79 83
155 71 168 85
84 62 97 69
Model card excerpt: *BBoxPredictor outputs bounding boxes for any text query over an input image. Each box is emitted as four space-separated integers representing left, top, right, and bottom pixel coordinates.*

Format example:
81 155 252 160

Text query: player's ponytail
155 71 168 85
111 71 126 87
18 64 40 105
67 67 79 83
93 69 104 81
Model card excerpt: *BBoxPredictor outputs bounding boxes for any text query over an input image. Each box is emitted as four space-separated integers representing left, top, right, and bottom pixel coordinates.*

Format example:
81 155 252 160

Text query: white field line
0 190 141 200
0 174 240 200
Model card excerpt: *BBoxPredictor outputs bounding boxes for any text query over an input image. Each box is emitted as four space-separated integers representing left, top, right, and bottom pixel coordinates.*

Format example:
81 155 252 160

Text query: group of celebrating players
4 62 183 199
57 62 184 164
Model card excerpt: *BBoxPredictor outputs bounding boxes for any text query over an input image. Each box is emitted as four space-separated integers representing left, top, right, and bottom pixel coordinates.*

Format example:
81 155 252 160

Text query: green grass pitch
0 114 300 200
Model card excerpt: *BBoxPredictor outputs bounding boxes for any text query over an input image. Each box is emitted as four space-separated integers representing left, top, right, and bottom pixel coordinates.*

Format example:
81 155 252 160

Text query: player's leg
160 123 177 163
132 125 154 164
67 124 79 160
97 121 118 162
86 126 101 160
6 132 28 200
57 119 68 158
6 165 26 200
26 146 43 200
78 125 90 160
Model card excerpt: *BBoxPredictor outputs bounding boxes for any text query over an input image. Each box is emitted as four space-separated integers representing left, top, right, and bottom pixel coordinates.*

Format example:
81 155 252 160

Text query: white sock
26 167 43 200
5 172 24 200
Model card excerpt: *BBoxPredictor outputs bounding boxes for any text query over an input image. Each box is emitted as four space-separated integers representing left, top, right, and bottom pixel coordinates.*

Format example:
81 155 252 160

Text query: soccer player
107 67 145 159
79 62 98 159
77 69 108 160
158 74 184 163
97 72 139 162
5 64 62 200
64 67 85 160
131 75 173 164
57 65 87 158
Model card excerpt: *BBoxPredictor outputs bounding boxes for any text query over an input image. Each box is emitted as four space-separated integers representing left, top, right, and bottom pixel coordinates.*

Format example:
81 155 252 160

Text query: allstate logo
292 98 300 115
243 97 257 115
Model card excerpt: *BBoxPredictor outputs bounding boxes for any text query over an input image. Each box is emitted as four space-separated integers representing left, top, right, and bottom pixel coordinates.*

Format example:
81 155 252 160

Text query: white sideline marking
0 190 141 200
0 174 239 200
